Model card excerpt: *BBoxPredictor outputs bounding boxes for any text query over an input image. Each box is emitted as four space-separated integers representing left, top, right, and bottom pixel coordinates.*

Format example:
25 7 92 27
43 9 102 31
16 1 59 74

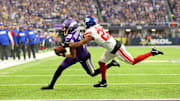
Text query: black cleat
111 60 120 67
94 80 107 88
41 86 54 90
151 48 164 56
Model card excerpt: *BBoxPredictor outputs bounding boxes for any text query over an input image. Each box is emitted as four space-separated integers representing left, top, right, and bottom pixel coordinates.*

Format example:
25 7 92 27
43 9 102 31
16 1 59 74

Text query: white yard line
141 60 180 63
0 51 55 70
114 60 180 63
0 83 180 86
0 59 180 75
0 50 179 75
1 99 180 101
0 74 180 77
0 59 180 71
89 45 180 48
0 51 179 70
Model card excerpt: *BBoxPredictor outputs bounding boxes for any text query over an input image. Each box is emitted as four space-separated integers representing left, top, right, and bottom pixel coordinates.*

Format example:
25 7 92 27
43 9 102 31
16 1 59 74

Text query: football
54 46 67 53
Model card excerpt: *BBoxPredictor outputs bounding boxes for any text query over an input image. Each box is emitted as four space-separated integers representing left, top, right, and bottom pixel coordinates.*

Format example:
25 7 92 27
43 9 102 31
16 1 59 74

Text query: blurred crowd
168 0 180 22
100 0 169 24
110 31 171 46
111 31 169 41
124 31 168 39
0 0 97 28
0 24 57 61
0 0 50 29
1 0 179 27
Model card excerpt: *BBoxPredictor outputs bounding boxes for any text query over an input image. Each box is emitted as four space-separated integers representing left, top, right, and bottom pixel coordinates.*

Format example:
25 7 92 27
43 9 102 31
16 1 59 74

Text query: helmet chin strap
64 27 75 36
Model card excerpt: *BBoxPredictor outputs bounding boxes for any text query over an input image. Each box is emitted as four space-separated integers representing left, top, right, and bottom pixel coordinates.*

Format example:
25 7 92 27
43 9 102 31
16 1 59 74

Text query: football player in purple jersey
41 18 120 90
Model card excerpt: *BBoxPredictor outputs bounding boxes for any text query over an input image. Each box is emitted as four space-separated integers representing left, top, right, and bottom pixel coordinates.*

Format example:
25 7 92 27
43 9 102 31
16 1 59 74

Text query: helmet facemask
63 21 78 37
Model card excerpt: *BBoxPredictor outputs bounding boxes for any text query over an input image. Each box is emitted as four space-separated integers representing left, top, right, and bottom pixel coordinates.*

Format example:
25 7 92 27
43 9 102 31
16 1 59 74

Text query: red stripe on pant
118 49 152 65
118 49 134 64
99 61 107 80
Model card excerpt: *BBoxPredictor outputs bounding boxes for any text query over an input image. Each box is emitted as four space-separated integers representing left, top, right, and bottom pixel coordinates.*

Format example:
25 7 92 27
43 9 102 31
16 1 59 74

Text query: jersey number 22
95 26 111 41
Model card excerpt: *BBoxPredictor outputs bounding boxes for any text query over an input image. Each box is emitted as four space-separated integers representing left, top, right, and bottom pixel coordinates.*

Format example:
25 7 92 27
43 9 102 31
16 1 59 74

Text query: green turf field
0 46 180 99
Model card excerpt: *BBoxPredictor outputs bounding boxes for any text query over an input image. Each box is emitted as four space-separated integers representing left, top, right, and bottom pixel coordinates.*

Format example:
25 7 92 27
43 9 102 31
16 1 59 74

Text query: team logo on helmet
63 18 78 36
84 16 96 29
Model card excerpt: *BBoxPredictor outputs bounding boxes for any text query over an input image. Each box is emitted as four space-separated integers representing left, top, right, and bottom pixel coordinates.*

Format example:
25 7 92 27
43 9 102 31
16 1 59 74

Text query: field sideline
0 46 180 100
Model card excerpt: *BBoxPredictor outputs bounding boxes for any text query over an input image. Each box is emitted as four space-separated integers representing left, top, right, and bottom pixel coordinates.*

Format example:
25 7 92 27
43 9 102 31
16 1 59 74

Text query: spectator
39 32 45 50
168 0 180 22
26 25 36 59
0 0 98 28
0 23 14 61
10 23 19 60
17 27 27 60
101 0 169 24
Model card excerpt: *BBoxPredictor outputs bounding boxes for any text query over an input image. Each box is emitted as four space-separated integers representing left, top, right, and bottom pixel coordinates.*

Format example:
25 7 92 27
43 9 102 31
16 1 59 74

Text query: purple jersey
64 29 88 60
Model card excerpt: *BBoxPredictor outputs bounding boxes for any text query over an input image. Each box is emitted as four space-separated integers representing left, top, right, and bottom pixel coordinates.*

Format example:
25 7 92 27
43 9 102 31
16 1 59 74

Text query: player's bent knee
98 61 106 65
98 61 105 65
125 59 135 65
86 71 94 77
132 60 137 65
88 73 94 77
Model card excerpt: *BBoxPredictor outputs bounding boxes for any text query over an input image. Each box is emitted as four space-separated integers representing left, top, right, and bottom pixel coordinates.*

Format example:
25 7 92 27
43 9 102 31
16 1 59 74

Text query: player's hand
54 50 60 56
59 53 66 57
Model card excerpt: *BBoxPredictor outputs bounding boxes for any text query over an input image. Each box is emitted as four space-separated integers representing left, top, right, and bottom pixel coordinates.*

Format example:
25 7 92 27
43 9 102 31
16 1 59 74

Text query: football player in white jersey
66 16 164 87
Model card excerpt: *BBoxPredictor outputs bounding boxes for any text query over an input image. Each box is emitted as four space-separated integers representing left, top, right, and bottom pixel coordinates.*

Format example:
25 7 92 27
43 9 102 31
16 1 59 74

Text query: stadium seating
0 0 97 28
0 0 179 28
100 0 169 24
168 0 180 22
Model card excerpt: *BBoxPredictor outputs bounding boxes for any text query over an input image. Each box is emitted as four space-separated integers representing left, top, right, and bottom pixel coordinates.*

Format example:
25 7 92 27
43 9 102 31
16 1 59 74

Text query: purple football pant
60 57 95 75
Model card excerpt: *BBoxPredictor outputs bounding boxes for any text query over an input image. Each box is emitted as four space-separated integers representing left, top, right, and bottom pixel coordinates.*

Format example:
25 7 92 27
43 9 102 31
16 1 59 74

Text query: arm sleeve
64 34 75 44
10 30 13 36
84 31 96 40
8 32 14 42
8 31 14 49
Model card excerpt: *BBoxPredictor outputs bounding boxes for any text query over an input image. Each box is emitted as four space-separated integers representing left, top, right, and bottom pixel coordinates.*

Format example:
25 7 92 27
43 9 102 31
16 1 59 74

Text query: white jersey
84 24 116 51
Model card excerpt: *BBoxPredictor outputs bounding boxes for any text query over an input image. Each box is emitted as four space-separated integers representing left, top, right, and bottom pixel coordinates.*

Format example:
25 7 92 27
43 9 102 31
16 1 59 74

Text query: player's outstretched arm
69 36 94 48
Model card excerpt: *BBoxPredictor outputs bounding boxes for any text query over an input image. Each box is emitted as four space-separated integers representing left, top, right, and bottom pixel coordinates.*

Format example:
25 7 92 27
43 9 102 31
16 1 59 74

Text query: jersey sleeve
84 29 96 39
8 31 14 43
65 30 80 44
10 30 14 36
64 34 75 44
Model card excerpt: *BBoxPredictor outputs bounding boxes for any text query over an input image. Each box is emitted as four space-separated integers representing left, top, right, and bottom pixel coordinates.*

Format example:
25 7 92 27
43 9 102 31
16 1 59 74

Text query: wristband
61 43 69 48
63 43 69 48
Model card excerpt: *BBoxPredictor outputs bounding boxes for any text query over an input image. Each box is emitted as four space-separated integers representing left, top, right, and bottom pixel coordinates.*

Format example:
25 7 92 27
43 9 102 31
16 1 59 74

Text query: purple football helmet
62 18 78 36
